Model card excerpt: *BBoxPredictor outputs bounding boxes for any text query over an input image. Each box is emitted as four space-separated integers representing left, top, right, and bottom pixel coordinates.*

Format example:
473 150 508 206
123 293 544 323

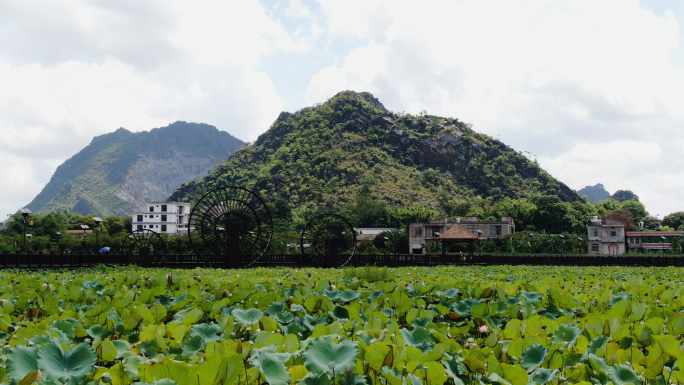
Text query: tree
642 216 661 230
611 190 639 203
604 209 636 231
663 212 684 231
103 216 126 235
530 195 572 234
621 201 648 224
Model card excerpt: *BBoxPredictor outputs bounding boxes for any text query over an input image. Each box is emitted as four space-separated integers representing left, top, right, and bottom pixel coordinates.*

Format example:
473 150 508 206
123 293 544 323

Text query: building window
161 225 167 232
636 238 640 244
137 225 143 230
149 206 154 212
161 215 167 222
143 225 147 228
179 206 184 214
610 230 617 237
466 225 479 235
137 215 143 222
161 205 167 212
415 227 423 236
591 229 598 237
490 225 502 236
591 244 599 252
431 227 441 237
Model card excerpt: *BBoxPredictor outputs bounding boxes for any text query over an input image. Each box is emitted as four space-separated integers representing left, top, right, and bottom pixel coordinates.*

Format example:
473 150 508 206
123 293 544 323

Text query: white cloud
306 0 684 216
0 0 294 216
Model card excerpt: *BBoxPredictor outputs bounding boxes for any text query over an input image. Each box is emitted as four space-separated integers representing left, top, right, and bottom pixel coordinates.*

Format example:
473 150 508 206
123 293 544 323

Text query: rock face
26 122 244 216
170 91 583 218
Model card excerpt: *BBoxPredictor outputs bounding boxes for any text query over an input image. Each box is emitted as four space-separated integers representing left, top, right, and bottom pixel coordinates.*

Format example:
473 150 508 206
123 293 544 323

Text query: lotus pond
1 265 684 385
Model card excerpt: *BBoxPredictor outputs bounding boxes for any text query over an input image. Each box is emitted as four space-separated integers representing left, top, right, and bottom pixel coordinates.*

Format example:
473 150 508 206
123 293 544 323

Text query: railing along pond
1 251 683 269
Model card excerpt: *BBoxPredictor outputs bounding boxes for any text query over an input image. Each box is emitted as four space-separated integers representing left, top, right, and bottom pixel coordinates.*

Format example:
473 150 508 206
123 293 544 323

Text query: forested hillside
26 122 244 216
170 91 589 232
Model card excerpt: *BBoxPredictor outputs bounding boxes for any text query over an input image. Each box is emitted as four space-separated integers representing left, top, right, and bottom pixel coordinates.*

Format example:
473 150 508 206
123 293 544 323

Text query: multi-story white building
586 216 625 255
131 202 192 234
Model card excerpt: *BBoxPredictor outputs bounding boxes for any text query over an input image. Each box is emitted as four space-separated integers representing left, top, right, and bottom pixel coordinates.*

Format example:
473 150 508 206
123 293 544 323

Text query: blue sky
1 0 683 219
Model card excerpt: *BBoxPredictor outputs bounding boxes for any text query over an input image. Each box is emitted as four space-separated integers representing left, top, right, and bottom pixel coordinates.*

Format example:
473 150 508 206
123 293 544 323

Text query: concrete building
626 230 684 252
586 216 625 255
131 202 192 234
409 216 515 254
354 228 395 246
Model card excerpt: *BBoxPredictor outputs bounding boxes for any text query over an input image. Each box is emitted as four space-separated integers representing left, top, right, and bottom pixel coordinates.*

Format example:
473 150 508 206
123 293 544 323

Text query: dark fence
1 251 684 269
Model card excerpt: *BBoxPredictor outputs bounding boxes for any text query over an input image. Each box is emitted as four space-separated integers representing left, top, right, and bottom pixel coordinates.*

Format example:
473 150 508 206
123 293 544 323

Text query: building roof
436 225 478 240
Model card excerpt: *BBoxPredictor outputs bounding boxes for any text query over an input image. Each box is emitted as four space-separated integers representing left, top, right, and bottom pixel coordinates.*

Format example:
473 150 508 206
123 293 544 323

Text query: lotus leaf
37 342 96 383
303 338 358 375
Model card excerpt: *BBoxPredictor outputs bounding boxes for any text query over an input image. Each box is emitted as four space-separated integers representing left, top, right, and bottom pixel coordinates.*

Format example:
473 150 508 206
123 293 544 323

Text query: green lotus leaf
322 290 340 300
232 308 264 327
303 338 358 375
639 355 665 378
436 288 459 298
275 311 295 324
337 372 367 385
37 342 96 383
6 345 38 380
521 344 548 373
367 290 383 301
584 335 608 356
301 314 327 332
265 301 286 315
331 306 350 320
299 372 331 385
634 325 652 345
609 364 642 385
190 323 223 344
444 359 467 385
520 292 543 303
86 324 108 340
411 318 431 328
551 324 581 346
52 320 76 340
138 379 178 385
609 295 630 306
463 356 486 374
96 340 118 362
257 351 291 385
619 337 633 350
139 340 159 358
182 335 203 357
400 327 435 353
112 340 132 356
339 290 361 303
530 368 558 384
502 363 528 385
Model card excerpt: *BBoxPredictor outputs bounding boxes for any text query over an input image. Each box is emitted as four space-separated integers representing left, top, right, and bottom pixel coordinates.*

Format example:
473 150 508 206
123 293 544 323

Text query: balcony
601 236 624 243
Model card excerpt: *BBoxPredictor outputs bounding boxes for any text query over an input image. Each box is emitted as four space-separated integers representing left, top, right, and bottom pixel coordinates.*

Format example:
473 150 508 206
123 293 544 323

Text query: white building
587 216 625 255
131 202 192 235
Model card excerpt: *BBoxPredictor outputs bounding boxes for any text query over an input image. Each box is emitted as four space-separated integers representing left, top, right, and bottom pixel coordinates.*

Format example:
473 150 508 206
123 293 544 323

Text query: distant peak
330 90 388 112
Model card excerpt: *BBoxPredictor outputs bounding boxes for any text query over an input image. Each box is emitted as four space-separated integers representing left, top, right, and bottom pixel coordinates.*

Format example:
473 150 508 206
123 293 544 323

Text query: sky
1 0 683 220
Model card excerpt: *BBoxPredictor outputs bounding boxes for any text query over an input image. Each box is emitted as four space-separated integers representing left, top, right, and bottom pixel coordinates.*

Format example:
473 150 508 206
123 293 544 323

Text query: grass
341 265 393 282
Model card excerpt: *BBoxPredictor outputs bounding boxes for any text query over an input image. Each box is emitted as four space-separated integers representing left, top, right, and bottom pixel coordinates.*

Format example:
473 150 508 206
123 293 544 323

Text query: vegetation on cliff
170 91 588 232
26 122 244 217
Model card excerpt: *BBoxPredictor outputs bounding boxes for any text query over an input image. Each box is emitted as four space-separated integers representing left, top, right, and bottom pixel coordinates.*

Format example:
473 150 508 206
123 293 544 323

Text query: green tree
642 216 661 230
103 216 126 235
621 200 648 224
611 190 639 203
663 211 684 231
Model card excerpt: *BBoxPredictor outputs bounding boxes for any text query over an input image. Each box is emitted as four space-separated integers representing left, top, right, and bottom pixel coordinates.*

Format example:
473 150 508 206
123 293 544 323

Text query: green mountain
27 121 244 216
578 183 610 203
169 91 582 225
